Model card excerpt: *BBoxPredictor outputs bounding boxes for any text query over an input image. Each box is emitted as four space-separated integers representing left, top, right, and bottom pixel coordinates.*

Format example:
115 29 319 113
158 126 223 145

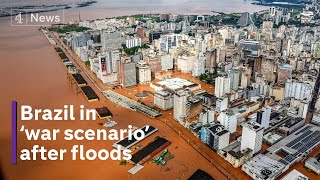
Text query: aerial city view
1 0 320 180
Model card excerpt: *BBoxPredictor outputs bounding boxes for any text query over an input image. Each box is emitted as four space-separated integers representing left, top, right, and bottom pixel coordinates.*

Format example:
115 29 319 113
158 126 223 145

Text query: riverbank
252 0 305 9
0 1 97 17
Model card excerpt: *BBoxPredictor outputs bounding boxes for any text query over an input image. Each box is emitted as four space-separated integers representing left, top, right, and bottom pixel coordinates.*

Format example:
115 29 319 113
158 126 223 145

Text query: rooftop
242 154 286 180
305 157 320 172
280 169 308 180
267 124 320 167
153 77 198 91
243 121 264 132
208 124 229 136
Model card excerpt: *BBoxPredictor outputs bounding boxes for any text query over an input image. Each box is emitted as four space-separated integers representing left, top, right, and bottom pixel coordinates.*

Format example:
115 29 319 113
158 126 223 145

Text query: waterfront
0 0 268 20
1 0 268 15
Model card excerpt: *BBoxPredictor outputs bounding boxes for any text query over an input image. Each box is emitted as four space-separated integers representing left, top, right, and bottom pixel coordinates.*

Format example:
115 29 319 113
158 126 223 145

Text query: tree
199 74 207 81
84 60 90 67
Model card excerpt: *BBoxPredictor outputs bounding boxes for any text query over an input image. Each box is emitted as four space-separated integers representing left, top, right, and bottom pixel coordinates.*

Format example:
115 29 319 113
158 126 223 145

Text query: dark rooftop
188 169 214 180
95 107 112 119
131 137 170 164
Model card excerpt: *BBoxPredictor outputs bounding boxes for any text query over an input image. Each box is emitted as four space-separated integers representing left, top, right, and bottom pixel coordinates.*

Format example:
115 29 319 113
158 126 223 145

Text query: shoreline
0 1 97 17
252 1 305 9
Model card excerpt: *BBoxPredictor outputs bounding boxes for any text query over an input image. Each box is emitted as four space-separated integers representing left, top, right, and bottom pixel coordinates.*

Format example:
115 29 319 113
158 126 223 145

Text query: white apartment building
218 110 237 133
204 123 230 151
256 105 272 128
136 61 151 84
177 53 196 73
126 37 142 48
216 97 228 112
161 54 174 70
285 80 313 102
174 90 190 122
154 90 174 110
215 76 231 98
199 107 215 124
160 34 179 53
241 121 264 154
192 54 205 77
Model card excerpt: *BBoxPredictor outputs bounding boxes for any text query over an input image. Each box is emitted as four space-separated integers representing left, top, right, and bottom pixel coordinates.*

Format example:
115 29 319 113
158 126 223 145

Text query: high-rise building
105 50 119 73
206 48 217 72
136 61 151 84
161 54 174 70
174 90 190 122
125 37 142 48
192 54 205 77
218 110 237 133
240 67 251 88
101 31 123 50
154 90 174 110
270 7 276 16
298 101 308 119
70 32 91 48
98 54 107 76
277 64 292 84
199 106 215 124
228 69 240 91
149 31 162 43
238 39 260 58
95 53 118 84
160 34 179 53
241 121 264 154
119 60 137 88
201 123 230 151
216 97 228 112
215 76 231 98
285 80 313 103
256 106 272 128
177 52 196 73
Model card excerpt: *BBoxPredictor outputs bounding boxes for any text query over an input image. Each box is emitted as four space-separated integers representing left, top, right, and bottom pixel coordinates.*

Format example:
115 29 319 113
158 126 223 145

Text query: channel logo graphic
11 9 64 26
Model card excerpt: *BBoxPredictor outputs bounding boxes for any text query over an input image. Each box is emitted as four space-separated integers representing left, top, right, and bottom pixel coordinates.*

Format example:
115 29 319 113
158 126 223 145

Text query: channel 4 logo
11 9 64 26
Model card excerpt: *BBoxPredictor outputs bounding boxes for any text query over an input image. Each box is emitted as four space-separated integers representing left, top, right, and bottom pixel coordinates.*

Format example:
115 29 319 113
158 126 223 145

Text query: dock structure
71 74 87 86
41 28 56 45
95 107 112 119
56 51 68 61
54 47 69 64
112 125 158 150
81 86 99 102
103 90 162 118
54 47 63 53
128 164 144 175
130 137 171 165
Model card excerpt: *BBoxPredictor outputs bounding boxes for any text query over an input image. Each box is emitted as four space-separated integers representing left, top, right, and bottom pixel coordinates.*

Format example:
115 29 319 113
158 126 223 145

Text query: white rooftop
242 154 285 180
281 169 308 180
155 78 196 91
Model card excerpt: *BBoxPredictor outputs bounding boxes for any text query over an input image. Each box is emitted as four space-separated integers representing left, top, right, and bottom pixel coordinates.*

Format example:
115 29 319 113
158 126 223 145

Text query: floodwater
0 1 268 179
1 0 268 14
